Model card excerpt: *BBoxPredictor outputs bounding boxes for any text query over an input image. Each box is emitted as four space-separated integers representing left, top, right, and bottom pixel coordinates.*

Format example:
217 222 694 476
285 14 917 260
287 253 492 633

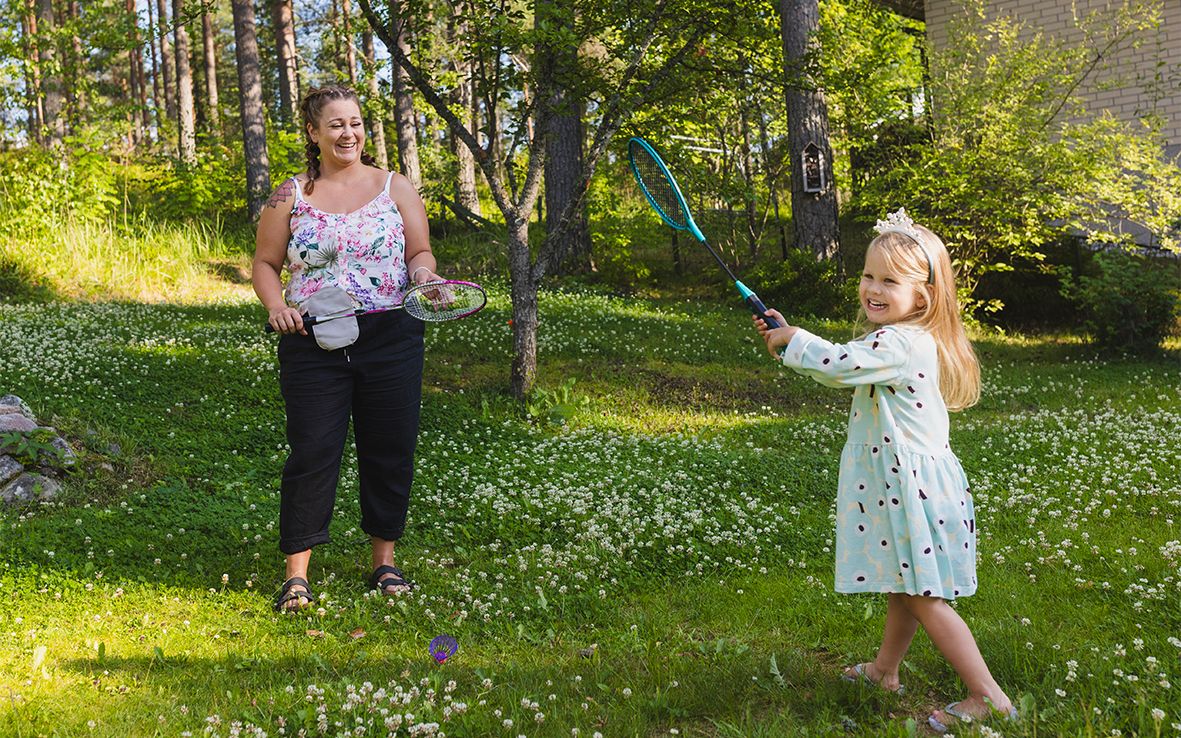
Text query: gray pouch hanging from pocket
303 286 359 351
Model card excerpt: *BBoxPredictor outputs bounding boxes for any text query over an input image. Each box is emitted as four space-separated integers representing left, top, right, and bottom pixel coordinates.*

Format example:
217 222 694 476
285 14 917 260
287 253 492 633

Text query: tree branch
358 0 516 217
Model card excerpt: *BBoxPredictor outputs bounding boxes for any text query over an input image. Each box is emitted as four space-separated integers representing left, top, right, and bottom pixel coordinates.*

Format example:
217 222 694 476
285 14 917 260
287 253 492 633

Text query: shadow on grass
204 258 252 285
0 254 58 303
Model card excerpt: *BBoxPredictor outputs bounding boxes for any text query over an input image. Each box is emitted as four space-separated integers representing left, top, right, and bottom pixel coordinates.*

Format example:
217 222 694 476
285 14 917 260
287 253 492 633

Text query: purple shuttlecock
430 634 458 664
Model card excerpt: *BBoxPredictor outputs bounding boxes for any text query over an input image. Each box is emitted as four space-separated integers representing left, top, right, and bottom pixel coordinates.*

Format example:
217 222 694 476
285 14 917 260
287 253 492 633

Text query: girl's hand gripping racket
627 137 781 328
265 280 487 332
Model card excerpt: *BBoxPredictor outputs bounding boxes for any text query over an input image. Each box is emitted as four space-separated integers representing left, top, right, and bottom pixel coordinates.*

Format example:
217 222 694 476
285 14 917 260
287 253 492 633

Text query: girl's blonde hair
856 226 981 410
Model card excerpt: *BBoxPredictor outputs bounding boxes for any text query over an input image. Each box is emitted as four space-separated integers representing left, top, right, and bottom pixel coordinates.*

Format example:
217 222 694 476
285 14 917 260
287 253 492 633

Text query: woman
253 85 439 612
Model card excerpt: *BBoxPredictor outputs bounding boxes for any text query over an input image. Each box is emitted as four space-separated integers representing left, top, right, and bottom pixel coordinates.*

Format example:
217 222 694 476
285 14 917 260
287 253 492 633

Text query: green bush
1060 250 1180 354
0 131 122 236
745 248 858 321
123 149 246 222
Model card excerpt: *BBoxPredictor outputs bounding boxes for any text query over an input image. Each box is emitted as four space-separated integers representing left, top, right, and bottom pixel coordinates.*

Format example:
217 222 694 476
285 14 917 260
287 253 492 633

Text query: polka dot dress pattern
781 325 977 600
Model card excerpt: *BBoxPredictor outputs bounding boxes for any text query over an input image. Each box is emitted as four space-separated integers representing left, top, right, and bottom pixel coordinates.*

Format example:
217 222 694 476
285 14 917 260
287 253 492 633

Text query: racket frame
628 137 780 328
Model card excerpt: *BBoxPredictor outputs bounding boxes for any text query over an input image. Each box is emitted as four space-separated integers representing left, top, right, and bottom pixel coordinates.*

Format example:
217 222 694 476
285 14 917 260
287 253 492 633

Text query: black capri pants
276 309 425 555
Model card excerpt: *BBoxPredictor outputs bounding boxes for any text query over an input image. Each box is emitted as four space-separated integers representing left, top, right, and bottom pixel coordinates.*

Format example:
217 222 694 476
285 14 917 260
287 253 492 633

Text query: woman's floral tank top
284 171 408 311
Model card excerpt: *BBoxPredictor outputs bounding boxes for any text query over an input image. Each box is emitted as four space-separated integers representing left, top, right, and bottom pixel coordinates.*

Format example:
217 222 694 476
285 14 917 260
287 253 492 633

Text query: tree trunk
739 97 759 257
126 0 144 145
780 0 840 262
62 0 84 129
134 8 151 137
449 77 479 213
232 0 271 218
361 30 388 168
391 9 421 188
157 0 175 121
342 0 357 86
36 0 64 147
271 0 298 123
542 105 590 273
447 11 478 212
173 0 196 164
539 0 591 273
507 216 539 399
146 0 161 122
22 3 43 144
202 6 220 132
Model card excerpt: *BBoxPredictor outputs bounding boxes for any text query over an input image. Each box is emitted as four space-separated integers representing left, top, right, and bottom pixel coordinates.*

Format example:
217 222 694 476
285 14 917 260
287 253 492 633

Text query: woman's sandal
928 700 1019 733
840 663 906 695
369 564 415 595
273 576 316 613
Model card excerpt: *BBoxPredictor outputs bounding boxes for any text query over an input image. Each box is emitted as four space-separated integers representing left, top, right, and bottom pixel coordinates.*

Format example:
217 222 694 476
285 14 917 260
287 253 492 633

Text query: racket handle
263 316 318 333
745 294 781 329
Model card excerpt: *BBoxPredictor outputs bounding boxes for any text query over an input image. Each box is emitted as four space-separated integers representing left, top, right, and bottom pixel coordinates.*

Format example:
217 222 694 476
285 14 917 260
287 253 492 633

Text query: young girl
753 209 1017 732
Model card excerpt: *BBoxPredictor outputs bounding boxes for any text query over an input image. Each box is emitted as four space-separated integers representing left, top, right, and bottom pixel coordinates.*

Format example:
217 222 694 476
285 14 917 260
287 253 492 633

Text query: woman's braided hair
301 85 377 195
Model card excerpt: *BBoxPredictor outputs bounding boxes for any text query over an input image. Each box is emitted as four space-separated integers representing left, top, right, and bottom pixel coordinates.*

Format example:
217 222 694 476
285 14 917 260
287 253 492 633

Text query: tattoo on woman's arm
265 179 295 209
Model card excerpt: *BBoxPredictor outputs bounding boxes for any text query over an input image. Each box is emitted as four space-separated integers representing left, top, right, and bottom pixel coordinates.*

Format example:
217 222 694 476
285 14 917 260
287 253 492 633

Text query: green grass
0 218 255 304
1 281 1179 737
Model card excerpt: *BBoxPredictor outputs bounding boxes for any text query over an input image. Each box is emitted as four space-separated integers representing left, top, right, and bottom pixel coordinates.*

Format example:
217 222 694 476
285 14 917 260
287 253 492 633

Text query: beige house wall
922 0 1181 145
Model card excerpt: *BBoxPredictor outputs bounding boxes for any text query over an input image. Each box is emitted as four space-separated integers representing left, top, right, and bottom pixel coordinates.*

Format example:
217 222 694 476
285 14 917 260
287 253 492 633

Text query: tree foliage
854 0 1180 314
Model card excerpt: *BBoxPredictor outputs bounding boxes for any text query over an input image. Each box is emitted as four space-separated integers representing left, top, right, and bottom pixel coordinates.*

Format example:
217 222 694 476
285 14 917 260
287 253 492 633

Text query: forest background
2 0 1178 371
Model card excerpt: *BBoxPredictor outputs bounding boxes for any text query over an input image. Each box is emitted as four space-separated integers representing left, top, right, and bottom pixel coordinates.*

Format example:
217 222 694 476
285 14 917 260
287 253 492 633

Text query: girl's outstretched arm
779 325 913 389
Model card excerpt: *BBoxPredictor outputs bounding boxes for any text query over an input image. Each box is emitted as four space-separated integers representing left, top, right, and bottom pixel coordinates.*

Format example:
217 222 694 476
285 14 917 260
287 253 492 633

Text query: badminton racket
264 279 486 332
628 137 780 328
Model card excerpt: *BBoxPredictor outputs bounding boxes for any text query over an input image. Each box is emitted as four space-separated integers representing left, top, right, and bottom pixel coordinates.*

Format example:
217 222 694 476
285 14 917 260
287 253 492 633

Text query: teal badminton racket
628 136 780 328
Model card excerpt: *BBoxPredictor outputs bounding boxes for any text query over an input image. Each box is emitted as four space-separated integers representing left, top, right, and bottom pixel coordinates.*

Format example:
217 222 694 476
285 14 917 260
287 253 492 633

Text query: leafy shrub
0 130 122 236
525 377 591 426
745 248 858 321
972 237 1080 330
1060 250 1180 354
592 220 652 287
0 429 70 469
854 0 1178 313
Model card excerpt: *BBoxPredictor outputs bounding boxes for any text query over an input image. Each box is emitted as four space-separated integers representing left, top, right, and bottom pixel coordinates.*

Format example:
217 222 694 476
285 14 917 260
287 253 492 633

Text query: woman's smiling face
309 98 366 168
860 245 926 325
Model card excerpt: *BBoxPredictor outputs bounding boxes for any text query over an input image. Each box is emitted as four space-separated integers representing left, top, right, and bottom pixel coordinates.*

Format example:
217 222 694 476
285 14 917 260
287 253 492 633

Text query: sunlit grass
0 218 255 304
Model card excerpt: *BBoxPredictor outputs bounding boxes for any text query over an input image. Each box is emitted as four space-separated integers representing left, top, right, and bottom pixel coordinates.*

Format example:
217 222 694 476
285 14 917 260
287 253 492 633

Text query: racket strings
629 144 689 229
403 282 486 322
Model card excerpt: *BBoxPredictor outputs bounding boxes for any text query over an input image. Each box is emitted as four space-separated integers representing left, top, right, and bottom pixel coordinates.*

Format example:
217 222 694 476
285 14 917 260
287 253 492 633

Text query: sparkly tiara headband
874 207 934 285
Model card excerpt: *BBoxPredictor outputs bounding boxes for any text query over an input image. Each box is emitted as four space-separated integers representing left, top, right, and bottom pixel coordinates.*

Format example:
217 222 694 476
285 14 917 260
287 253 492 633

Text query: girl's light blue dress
781 324 977 600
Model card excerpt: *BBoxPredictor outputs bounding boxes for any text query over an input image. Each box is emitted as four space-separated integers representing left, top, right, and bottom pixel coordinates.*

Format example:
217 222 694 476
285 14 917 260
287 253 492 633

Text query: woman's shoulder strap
383 170 396 193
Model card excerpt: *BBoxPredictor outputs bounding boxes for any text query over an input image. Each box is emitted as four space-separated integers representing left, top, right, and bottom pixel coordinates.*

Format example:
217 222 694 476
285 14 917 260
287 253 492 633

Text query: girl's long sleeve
780 326 912 388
